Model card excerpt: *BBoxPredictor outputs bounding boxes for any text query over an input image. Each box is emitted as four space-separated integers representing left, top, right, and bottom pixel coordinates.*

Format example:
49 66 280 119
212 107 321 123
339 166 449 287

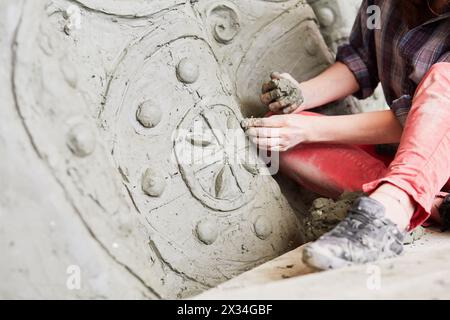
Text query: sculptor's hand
243 115 312 152
260 72 305 114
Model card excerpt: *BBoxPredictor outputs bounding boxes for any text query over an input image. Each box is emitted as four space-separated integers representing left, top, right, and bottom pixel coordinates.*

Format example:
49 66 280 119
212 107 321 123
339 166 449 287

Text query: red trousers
279 63 450 230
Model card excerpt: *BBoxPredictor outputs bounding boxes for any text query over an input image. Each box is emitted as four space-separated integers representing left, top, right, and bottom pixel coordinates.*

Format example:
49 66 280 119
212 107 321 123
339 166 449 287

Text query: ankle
370 184 415 231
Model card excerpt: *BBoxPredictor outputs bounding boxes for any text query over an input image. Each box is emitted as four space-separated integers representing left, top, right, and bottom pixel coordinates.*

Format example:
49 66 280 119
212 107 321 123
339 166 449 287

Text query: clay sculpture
0 0 365 299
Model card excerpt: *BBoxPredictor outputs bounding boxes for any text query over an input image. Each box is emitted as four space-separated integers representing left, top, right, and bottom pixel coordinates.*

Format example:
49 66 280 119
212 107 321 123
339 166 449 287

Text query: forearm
307 110 403 145
298 62 360 111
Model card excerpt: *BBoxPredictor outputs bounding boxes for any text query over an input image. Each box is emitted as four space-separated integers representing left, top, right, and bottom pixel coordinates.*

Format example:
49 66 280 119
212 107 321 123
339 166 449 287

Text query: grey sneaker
302 197 405 270
439 194 450 232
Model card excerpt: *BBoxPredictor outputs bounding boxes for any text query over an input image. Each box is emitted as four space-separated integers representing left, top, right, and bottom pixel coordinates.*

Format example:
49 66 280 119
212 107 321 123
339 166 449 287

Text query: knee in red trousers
364 62 450 230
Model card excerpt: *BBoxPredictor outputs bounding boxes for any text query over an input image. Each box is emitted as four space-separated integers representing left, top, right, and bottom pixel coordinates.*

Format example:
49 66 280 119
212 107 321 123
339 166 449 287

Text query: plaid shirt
336 0 450 125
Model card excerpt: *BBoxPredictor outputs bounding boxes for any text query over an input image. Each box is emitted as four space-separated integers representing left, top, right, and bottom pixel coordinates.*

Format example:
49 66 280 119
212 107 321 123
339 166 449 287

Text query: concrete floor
195 228 450 300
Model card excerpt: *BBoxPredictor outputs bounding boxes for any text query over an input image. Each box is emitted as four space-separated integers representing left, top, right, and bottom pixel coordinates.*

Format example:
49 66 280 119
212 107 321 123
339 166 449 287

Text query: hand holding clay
260 72 305 114
242 114 311 152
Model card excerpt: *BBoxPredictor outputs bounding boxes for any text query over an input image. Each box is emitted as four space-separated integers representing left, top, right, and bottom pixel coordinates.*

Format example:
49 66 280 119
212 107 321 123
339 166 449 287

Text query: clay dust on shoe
303 197 406 270
305 192 425 245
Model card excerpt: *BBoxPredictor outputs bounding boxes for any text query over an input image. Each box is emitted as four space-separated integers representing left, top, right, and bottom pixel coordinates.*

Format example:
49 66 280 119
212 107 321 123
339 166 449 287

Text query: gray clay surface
0 0 382 300
0 0 339 299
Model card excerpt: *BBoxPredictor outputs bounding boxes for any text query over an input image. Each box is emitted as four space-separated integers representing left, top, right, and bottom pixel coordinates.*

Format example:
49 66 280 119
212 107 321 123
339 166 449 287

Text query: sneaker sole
302 245 355 270
303 245 403 271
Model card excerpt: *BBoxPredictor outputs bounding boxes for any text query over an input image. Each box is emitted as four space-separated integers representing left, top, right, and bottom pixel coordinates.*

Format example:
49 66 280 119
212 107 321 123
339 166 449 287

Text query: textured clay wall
0 0 371 299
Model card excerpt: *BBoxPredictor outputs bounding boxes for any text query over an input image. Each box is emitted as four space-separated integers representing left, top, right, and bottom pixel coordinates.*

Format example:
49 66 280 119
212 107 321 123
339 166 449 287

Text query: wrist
303 116 324 143
298 81 314 110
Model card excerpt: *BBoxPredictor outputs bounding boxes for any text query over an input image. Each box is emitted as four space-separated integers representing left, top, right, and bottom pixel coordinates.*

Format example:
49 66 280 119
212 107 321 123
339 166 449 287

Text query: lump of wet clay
403 226 426 245
305 192 426 245
305 192 363 242
263 73 304 107
271 78 304 107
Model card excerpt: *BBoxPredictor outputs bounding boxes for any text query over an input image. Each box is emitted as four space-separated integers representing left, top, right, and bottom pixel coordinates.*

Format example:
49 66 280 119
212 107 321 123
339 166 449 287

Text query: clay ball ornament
196 219 219 245
136 100 162 128
176 58 200 84
253 216 273 240
317 7 336 27
141 168 166 197
66 123 96 157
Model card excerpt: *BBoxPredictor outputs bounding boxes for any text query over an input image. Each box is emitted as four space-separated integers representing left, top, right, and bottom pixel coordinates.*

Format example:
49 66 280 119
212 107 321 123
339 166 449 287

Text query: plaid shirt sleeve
336 0 380 99
438 51 450 62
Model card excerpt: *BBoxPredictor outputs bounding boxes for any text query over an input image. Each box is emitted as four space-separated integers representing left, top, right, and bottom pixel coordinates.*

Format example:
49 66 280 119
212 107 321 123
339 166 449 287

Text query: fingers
261 84 282 105
246 127 281 138
269 88 283 102
269 97 291 113
241 116 286 129
277 72 295 82
261 72 303 114
260 91 274 105
271 72 282 80
261 71 284 95
242 116 292 152
250 137 285 151
282 104 300 114
262 79 279 94
261 72 283 98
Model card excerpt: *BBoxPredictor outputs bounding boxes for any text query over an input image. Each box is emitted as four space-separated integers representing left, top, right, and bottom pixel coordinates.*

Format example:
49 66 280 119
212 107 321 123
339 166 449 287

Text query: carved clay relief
193 0 336 116
174 105 260 212
12 0 311 298
72 0 186 17
308 0 362 53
